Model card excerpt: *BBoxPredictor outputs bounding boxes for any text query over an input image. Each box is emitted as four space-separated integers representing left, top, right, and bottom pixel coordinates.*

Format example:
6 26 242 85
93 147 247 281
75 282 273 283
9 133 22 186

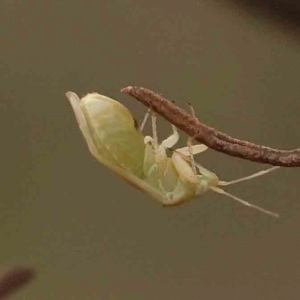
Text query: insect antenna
169 148 279 217
209 186 279 218
218 166 280 186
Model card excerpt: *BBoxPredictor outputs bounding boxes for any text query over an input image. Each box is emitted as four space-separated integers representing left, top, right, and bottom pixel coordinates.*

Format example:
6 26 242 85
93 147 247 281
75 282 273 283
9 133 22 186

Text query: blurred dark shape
0 267 35 299
226 0 300 34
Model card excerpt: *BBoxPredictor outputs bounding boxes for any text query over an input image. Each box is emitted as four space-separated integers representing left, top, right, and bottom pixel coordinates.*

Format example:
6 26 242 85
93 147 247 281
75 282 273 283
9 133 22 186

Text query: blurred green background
1 1 300 299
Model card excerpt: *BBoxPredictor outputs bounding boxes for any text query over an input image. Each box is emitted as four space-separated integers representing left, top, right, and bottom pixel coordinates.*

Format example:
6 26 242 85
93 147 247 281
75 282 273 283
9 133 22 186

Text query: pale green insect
66 91 280 217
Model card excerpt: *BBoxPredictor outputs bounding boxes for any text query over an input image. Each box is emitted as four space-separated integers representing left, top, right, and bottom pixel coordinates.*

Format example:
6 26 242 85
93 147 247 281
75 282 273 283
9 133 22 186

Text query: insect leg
218 166 280 186
175 144 209 175
171 151 199 184
171 144 209 184
186 102 202 174
161 125 179 148
151 111 158 150
170 146 215 179
139 108 151 132
210 186 279 218
150 113 180 164
176 144 208 156
187 137 197 174
144 111 172 175
144 111 160 152
186 102 197 117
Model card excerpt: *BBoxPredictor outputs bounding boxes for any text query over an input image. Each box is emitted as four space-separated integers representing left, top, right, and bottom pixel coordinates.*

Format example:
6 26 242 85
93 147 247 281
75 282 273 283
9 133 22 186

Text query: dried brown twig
0 267 35 299
121 86 300 167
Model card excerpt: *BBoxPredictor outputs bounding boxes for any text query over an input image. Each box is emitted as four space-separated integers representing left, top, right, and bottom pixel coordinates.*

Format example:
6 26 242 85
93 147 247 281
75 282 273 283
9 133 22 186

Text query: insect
66 91 280 217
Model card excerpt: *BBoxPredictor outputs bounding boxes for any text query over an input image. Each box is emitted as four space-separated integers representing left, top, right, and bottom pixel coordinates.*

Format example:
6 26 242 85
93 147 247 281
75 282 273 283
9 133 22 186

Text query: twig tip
121 86 133 93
